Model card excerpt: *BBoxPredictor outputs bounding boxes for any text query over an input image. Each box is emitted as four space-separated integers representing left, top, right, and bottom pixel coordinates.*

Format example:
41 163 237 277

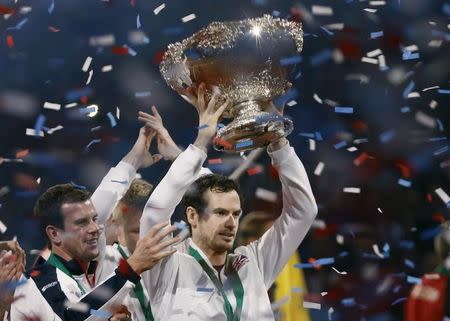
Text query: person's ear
46 226 62 246
186 206 199 229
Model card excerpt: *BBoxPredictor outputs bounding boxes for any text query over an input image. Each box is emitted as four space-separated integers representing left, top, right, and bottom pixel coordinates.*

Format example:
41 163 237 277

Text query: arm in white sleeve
140 144 208 236
90 161 136 265
245 143 318 289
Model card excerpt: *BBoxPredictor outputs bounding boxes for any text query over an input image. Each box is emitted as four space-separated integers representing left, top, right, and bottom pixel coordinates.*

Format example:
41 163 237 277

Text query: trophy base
213 107 293 153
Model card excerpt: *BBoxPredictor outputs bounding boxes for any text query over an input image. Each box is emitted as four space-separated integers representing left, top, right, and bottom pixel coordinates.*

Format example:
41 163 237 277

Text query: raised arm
244 137 318 288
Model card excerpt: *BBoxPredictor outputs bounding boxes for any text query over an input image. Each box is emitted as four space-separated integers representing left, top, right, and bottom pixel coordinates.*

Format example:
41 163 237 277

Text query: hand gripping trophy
160 15 303 152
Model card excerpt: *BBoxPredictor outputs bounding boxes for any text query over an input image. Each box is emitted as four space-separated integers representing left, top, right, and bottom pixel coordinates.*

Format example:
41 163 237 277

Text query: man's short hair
112 179 153 221
182 174 244 230
34 183 92 231
236 211 274 246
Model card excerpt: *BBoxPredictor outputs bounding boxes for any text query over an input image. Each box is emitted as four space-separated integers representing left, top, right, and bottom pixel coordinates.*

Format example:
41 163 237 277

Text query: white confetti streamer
26 128 44 137
435 188 450 204
331 266 348 274
255 188 277 202
314 162 325 176
361 57 378 64
303 301 321 310
65 102 78 108
312 5 333 16
101 65 113 72
154 3 165 15
43 102 61 111
286 100 297 107
367 49 382 57
47 125 63 134
309 139 316 151
0 220 7 234
343 187 361 194
86 70 93 85
182 13 196 23
313 93 323 104
81 56 92 72
415 111 435 128
373 244 384 258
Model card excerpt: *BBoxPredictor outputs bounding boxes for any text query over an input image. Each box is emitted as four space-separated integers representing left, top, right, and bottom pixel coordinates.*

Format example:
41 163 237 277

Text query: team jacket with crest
11 161 140 320
140 143 318 321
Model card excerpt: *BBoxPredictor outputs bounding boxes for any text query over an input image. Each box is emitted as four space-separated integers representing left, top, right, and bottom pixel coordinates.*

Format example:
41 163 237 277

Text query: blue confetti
80 106 96 115
235 140 254 149
437 89 450 94
106 112 117 128
402 81 415 98
402 51 420 60
398 178 411 187
400 106 410 113
429 137 447 142
298 133 315 139
382 243 390 253
391 297 406 306
48 0 55 14
272 10 281 17
404 259 415 269
34 114 46 136
70 182 87 190
320 26 334 35
294 70 302 80
197 124 209 130
7 18 28 31
420 226 441 240
339 251 349 257
294 262 314 269
162 27 183 36
341 297 356 306
379 129 396 143
137 14 141 29
110 179 127 184
85 139 102 151
217 123 225 129
292 287 303 293
175 220 188 230
315 132 323 141
370 31 384 39
436 119 444 131
434 145 449 156
135 91 151 98
279 55 303 66
335 107 354 114
124 45 137 56
310 49 332 66
90 309 112 319
314 257 335 266
334 141 347 149
406 276 421 284
197 287 214 292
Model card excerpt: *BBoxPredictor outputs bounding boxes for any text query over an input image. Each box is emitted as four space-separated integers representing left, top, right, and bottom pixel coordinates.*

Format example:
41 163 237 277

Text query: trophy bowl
160 15 303 152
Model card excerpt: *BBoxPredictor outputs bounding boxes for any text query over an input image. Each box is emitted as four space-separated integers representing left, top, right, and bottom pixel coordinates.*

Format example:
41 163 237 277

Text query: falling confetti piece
303 301 321 309
182 13 196 23
343 187 360 193
43 102 61 111
136 14 141 29
335 107 354 114
89 309 112 319
312 5 333 16
6 35 14 48
407 276 421 284
255 188 277 202
372 244 385 258
154 3 165 15
106 112 117 127
0 220 7 233
101 65 113 72
314 162 325 176
196 287 214 293
86 70 93 85
435 188 450 205
85 139 102 151
370 31 384 39
361 57 378 64
367 48 382 57
48 0 55 14
81 56 92 72
48 26 60 32
26 128 44 137
334 141 348 149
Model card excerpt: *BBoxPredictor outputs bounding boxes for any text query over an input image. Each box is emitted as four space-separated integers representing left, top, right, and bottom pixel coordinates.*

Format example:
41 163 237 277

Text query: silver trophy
160 15 303 152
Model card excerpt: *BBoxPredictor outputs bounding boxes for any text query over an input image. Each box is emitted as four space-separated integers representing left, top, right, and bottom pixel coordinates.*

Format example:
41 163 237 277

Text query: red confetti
247 166 263 176
153 50 165 64
213 137 233 150
0 5 15 15
15 149 29 159
394 161 412 178
353 152 369 166
432 213 445 223
111 46 129 55
308 257 322 270
208 158 222 164
80 95 88 105
6 35 14 48
29 270 41 277
427 193 433 202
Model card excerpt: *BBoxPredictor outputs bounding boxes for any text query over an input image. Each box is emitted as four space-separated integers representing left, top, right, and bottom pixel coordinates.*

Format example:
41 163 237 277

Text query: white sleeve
90 161 137 226
140 144 206 302
244 143 318 289
140 144 207 236
90 161 136 266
